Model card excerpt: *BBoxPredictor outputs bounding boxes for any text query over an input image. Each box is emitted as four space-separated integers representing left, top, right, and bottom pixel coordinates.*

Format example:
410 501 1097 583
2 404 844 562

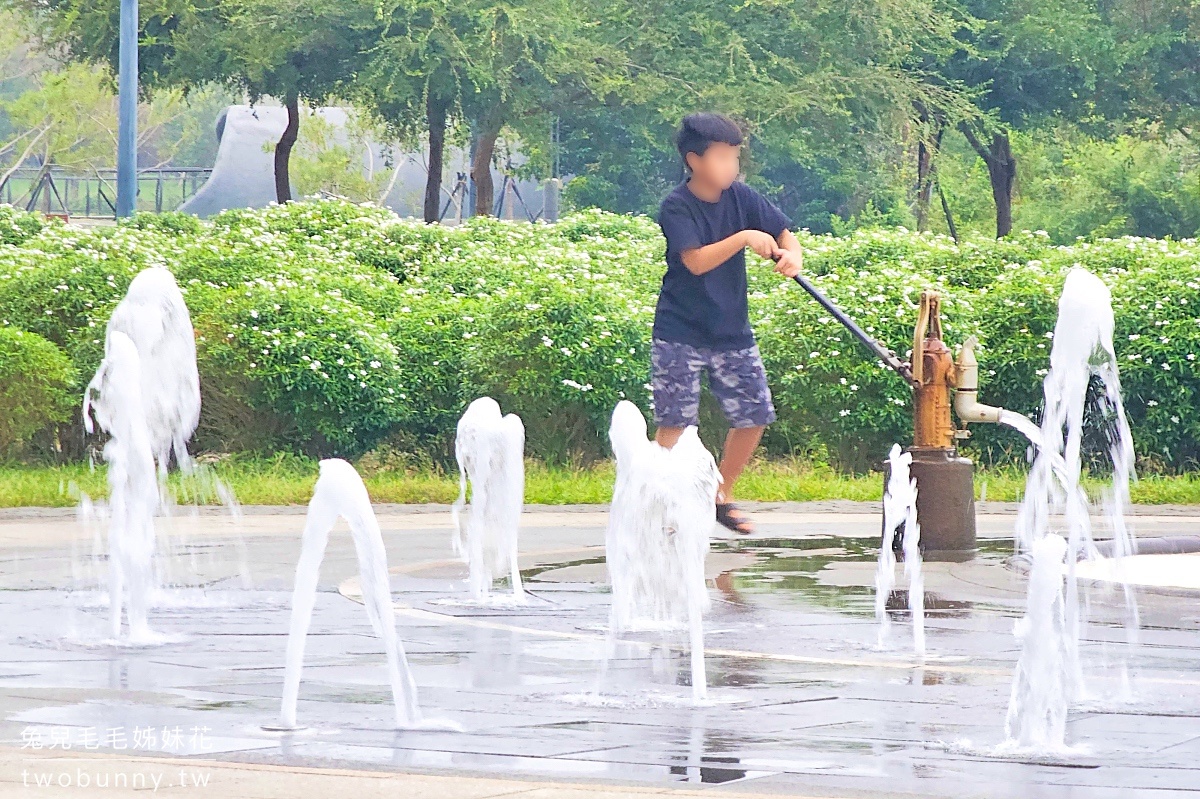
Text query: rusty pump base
789 272 1005 561
902 289 993 556
902 291 1002 561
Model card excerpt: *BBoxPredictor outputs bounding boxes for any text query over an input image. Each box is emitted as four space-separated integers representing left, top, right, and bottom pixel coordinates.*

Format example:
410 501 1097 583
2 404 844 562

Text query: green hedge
0 201 1196 471
0 327 77 459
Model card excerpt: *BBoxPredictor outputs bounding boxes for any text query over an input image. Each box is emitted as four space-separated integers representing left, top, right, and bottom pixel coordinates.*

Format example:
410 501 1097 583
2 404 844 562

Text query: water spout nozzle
954 336 1003 424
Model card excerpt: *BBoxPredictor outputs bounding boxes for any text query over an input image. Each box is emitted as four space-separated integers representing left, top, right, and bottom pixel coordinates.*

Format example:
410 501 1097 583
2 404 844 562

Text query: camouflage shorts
651 338 777 429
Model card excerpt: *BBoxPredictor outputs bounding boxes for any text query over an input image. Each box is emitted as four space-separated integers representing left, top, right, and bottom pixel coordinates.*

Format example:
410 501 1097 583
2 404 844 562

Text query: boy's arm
679 231 757 275
682 229 801 276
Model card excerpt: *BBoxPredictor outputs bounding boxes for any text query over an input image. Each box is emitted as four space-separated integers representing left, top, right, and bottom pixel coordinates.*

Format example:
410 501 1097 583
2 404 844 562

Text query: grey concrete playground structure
180 105 555 221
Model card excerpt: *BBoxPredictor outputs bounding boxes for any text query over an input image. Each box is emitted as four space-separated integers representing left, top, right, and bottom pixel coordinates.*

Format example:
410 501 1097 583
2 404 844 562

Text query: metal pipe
789 273 918 387
953 336 1003 424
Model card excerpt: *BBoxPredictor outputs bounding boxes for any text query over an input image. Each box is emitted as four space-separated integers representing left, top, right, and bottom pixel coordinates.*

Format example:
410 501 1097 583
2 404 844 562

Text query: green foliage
0 204 44 245
197 282 406 454
288 111 390 202
934 124 1200 243
462 274 653 462
122 211 204 236
0 200 1197 472
0 326 77 459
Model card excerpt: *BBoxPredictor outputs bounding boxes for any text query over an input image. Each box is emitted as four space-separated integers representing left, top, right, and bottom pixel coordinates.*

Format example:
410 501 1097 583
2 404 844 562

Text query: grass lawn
1 456 1197 508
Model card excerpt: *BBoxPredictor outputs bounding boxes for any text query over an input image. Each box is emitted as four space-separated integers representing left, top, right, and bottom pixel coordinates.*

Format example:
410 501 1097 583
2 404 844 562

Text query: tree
549 0 978 229
356 0 466 223
943 0 1139 237
451 0 625 216
18 0 380 202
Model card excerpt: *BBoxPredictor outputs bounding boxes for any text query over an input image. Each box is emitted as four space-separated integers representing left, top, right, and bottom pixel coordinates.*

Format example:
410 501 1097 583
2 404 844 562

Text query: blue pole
116 0 138 217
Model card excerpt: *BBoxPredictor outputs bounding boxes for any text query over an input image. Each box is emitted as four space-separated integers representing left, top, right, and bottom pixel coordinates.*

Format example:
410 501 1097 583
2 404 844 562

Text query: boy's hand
742 230 778 260
772 248 803 278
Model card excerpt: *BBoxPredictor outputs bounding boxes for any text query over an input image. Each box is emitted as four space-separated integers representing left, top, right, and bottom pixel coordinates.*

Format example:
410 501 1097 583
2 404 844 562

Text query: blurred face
686 141 741 189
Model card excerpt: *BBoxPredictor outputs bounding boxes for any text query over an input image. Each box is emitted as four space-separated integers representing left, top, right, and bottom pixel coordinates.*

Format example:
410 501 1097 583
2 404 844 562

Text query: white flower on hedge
1148 400 1159 406
839 409 850 417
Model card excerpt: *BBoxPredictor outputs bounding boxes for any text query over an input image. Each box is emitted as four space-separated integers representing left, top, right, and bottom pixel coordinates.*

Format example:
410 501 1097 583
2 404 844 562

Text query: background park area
1 0 1198 504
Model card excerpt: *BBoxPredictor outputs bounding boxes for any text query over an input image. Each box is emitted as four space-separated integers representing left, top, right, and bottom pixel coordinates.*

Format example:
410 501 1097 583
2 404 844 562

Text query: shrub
462 275 653 463
121 210 203 236
0 205 45 246
195 282 406 455
0 200 1195 472
0 328 77 460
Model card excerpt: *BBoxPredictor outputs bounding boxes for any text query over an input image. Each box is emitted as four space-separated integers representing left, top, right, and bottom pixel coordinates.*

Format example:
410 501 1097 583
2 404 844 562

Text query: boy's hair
675 113 744 167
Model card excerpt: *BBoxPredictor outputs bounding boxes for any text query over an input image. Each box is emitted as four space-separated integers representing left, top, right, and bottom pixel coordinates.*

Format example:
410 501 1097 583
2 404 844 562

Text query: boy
653 112 804 535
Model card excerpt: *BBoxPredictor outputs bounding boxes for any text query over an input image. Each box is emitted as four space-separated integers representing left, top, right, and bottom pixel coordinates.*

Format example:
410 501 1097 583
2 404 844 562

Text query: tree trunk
959 123 1016 238
916 136 933 232
471 119 501 217
424 92 448 223
987 133 1016 238
274 94 300 204
916 122 945 232
938 182 959 244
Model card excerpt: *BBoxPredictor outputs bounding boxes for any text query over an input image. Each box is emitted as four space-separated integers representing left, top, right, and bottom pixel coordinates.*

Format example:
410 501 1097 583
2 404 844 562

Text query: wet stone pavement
1 503 1199 797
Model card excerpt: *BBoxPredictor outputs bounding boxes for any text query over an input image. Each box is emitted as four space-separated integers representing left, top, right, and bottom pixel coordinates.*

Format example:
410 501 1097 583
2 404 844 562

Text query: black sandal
716 502 754 535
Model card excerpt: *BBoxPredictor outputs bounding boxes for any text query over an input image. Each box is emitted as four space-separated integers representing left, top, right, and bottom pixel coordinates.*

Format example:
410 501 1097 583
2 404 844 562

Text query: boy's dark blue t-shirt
654 180 791 350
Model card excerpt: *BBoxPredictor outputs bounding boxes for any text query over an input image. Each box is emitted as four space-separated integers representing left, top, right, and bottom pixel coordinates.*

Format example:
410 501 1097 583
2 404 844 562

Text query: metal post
543 178 560 223
116 0 138 217
467 134 477 218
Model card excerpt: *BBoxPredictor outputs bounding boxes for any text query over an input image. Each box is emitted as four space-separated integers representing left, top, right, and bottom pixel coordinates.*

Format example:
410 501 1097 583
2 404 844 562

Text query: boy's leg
650 339 703 448
707 344 776 531
718 425 765 501
655 426 684 448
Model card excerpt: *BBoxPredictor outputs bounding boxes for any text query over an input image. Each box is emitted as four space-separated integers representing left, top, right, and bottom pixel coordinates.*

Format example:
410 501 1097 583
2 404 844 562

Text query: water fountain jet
876 444 924 656
81 267 206 641
451 397 526 603
605 400 721 701
1001 534 1070 752
277 458 419 730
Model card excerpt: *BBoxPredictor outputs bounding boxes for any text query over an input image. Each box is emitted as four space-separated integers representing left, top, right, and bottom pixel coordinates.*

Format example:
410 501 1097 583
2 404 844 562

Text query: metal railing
0 167 212 218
